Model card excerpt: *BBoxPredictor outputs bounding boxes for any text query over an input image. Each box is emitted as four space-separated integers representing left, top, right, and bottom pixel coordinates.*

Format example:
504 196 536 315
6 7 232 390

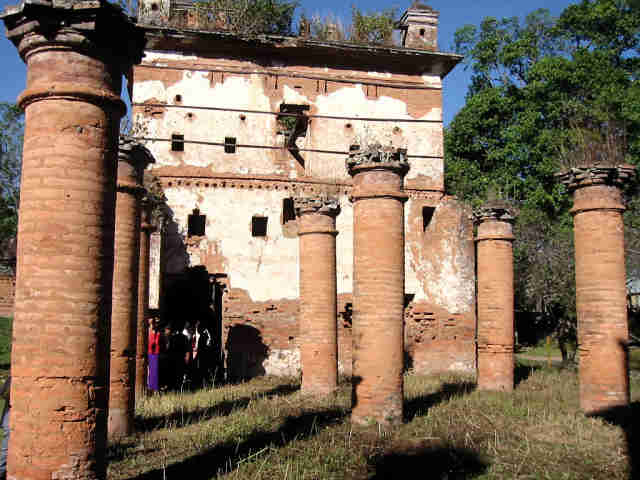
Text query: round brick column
557 165 635 414
474 203 516 392
109 138 152 439
294 196 340 396
135 200 156 402
347 145 409 426
1 3 144 478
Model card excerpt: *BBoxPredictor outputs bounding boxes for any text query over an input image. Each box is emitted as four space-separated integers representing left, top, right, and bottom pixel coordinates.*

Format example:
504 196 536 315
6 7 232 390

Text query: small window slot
252 216 268 237
171 134 184 152
188 208 206 237
224 137 237 154
422 206 435 232
282 198 296 224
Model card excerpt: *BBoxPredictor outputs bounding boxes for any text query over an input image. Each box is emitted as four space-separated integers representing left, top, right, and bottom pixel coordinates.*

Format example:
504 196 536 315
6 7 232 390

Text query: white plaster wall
164 186 298 301
135 52 443 184
163 185 355 301
405 198 476 314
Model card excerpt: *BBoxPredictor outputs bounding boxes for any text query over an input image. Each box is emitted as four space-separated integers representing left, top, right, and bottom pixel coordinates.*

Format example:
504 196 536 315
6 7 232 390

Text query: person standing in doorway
147 317 162 393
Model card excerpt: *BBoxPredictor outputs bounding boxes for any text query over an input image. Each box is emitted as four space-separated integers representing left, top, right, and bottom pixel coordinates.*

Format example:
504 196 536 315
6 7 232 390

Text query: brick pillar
1 2 144 478
109 138 152 439
557 165 635 414
135 200 156 402
474 203 516 392
294 196 340 395
347 145 409 426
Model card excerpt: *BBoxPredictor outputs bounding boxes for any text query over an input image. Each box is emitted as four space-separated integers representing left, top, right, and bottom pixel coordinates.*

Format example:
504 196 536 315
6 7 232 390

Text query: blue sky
0 0 578 124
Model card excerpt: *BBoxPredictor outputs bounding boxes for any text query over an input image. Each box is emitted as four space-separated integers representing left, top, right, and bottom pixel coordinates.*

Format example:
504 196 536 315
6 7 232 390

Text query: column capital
555 164 636 192
346 144 410 178
347 144 410 202
556 164 636 215
472 202 516 225
2 0 145 114
473 201 516 242
117 136 154 194
2 0 145 62
294 195 340 217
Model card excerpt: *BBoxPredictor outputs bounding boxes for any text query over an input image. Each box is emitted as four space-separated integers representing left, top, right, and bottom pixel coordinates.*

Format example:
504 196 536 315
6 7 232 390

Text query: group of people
147 317 219 392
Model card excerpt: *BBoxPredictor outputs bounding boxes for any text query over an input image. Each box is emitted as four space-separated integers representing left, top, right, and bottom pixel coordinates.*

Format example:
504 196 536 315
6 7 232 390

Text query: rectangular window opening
282 198 296 224
224 136 237 154
171 134 185 152
252 216 268 237
422 206 435 232
188 208 206 236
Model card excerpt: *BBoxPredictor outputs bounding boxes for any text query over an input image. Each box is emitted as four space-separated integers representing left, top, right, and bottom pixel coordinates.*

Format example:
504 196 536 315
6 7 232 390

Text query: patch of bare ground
107 364 638 479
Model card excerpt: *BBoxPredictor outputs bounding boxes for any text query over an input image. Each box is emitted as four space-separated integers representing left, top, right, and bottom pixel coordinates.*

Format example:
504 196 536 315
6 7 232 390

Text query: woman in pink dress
147 317 161 392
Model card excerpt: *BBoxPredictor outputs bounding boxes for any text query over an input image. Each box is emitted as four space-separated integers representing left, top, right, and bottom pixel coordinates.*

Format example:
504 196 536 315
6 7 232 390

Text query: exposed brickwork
474 204 516 392
0 275 15 318
109 139 152 439
348 146 409 426
295 196 340 395
1 2 143 478
557 165 635 413
135 201 156 401
398 4 439 51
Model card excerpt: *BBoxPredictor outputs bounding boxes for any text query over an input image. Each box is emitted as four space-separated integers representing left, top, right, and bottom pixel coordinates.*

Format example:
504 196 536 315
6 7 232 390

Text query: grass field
105 364 639 480
0 319 638 478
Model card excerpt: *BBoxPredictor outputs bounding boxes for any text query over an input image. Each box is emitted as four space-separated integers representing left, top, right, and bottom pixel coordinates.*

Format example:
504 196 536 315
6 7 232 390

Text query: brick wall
0 275 15 318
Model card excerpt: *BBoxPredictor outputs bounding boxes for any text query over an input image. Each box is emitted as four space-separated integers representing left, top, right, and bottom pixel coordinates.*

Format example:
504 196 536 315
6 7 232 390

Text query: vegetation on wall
445 0 640 357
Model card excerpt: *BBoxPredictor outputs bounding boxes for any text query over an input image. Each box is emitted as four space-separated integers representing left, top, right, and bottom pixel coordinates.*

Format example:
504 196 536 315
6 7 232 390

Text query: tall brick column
109 138 152 439
135 199 156 402
557 165 635 414
294 196 340 395
347 145 409 426
474 203 516 392
1 2 144 478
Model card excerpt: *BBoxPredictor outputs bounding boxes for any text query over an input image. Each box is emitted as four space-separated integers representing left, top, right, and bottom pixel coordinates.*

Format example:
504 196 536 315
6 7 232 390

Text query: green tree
446 0 640 357
0 102 23 253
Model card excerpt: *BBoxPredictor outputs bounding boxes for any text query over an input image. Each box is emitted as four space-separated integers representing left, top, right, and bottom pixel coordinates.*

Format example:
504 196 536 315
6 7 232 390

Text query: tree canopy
445 0 640 352
0 102 22 256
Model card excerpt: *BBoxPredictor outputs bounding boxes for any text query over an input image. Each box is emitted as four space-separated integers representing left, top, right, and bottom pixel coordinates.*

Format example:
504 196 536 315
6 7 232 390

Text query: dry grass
108 364 639 480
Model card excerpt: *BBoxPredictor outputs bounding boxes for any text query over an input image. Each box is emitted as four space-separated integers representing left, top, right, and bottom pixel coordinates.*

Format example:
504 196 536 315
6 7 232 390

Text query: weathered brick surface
295 196 340 395
474 205 516 392
109 139 150 439
135 201 156 401
348 147 409 426
1 2 143 478
558 166 635 414
0 275 15 317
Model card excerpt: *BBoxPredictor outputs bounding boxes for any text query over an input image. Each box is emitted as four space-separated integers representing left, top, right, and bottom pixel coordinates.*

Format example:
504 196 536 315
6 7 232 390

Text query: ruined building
131 0 474 378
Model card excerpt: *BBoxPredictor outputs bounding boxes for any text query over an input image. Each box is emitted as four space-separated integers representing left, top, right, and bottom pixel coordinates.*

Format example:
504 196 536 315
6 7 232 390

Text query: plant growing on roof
192 0 298 36
350 6 397 46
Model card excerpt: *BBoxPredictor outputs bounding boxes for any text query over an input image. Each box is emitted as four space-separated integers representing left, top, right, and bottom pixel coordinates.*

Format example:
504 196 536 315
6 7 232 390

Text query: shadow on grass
404 381 475 422
135 383 299 432
370 445 488 479
127 407 347 480
594 401 639 480
514 361 541 386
